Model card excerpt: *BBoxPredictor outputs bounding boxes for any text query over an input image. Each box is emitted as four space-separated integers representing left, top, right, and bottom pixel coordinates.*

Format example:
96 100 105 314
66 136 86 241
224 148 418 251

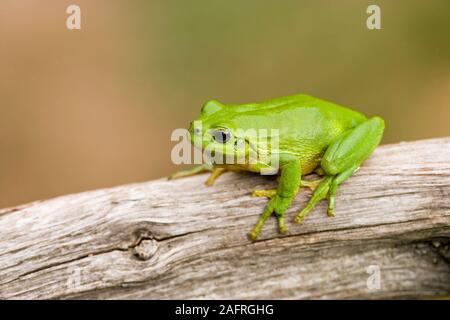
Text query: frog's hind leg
295 116 384 223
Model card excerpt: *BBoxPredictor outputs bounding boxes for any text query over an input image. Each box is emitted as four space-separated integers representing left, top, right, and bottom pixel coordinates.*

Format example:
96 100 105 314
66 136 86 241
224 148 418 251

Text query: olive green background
1 0 449 207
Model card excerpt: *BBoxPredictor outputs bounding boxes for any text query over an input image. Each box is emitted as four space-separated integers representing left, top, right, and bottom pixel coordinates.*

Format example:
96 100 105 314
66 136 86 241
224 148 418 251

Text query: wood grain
0 138 449 299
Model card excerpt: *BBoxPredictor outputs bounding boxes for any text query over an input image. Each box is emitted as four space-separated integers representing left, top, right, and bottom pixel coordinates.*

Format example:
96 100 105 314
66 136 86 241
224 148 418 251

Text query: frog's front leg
204 167 227 186
295 116 384 223
248 155 300 241
168 164 212 180
168 164 227 186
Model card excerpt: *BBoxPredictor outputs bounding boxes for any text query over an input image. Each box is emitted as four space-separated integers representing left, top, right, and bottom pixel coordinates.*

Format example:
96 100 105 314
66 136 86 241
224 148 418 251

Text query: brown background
1 0 449 208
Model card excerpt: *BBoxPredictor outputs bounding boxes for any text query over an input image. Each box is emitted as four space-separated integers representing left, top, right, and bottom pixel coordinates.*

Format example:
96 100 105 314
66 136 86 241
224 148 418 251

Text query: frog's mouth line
197 137 271 166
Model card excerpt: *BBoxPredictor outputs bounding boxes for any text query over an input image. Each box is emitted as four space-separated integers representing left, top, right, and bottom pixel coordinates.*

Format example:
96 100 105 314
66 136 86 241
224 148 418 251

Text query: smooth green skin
171 94 385 241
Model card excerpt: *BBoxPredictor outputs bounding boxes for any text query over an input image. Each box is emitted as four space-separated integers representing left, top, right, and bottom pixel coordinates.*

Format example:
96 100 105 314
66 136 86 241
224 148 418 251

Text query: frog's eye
212 130 231 143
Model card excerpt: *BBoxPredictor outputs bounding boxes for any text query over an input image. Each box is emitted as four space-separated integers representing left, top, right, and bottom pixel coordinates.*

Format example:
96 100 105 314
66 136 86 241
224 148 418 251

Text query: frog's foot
205 168 227 186
251 189 277 198
294 165 359 223
295 176 333 223
248 195 291 241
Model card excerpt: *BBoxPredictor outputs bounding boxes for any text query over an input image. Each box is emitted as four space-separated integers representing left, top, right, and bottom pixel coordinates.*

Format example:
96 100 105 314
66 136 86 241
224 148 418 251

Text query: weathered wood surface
0 138 449 300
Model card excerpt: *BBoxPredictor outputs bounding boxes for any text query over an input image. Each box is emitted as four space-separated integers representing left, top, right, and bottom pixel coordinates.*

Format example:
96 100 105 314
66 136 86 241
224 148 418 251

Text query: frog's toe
327 195 335 217
294 176 332 224
248 205 272 241
248 228 260 241
275 213 287 234
294 206 311 224
327 208 335 217
251 189 277 198
248 195 290 240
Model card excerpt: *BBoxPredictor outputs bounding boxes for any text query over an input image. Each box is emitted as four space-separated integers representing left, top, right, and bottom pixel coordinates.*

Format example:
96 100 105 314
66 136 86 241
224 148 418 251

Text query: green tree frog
170 94 384 240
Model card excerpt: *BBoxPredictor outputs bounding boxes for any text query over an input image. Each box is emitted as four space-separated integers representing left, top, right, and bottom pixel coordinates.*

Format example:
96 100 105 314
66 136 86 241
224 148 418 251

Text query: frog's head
188 100 258 164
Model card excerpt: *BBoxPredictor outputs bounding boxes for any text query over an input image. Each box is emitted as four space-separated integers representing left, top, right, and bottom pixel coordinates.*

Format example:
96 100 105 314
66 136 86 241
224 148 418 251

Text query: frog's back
229 94 365 137
228 94 367 174
231 94 365 123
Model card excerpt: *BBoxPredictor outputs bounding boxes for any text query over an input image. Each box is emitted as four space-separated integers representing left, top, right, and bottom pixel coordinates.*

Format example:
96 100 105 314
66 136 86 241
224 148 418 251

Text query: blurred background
1 0 449 208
